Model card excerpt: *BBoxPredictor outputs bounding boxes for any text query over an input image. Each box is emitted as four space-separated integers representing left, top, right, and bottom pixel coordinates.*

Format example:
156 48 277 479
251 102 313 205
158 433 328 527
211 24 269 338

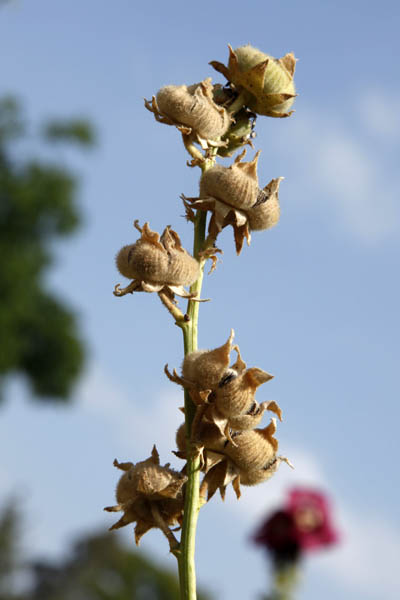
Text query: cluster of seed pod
104 446 187 545
114 220 200 298
145 78 232 149
167 331 291 500
109 44 297 549
183 148 282 254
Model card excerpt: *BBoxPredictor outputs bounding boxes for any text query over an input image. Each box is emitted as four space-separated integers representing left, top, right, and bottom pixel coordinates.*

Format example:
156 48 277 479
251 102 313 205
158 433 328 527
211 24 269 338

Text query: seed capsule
147 78 231 142
246 178 282 231
115 221 199 297
200 149 260 211
215 366 273 421
104 446 187 545
224 420 279 471
181 329 234 390
211 45 297 118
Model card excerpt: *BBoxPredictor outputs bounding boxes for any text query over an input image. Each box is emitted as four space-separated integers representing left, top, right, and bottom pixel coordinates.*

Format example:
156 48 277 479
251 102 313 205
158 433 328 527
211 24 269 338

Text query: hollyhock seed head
215 366 273 420
182 329 235 390
105 446 187 545
151 78 231 142
115 221 199 297
224 419 279 471
200 149 260 211
211 45 297 118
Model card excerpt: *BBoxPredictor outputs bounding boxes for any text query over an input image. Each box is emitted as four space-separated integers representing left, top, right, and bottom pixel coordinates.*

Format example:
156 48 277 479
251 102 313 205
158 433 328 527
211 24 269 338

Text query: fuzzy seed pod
115 222 199 298
200 149 260 211
215 366 273 420
181 329 234 390
104 446 187 544
211 45 297 118
239 460 281 486
246 178 282 231
224 420 278 472
147 78 231 142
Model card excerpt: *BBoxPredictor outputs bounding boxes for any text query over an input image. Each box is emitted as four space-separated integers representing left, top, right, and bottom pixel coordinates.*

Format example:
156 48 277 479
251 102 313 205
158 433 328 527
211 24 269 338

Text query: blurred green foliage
0 503 212 600
0 96 95 403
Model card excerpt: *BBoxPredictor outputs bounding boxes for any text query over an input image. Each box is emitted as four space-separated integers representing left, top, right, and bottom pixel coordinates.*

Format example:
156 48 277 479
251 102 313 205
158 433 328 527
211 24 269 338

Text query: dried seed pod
247 178 282 231
200 149 260 211
114 221 199 298
181 329 234 390
104 446 187 544
239 455 292 486
224 420 279 472
146 78 231 143
215 365 273 421
211 45 297 118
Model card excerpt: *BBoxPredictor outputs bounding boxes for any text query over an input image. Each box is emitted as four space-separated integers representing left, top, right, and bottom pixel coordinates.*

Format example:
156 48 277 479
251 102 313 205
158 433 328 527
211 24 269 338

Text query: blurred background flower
253 487 339 598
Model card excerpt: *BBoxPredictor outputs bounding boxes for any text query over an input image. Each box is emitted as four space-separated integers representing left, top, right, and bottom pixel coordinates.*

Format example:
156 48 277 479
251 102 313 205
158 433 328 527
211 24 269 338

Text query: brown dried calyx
166 330 281 441
144 78 232 149
114 221 200 298
183 149 283 254
104 446 187 545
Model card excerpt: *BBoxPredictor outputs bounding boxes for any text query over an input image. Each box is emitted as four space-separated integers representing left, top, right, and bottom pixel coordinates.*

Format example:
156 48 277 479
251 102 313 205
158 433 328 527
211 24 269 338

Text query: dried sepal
182 193 251 255
211 45 297 118
144 78 232 148
246 178 282 231
104 446 187 545
114 221 199 299
200 459 240 501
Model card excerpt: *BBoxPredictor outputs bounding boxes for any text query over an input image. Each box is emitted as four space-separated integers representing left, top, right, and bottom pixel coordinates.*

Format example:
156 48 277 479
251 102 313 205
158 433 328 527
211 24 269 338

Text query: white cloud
358 89 400 140
275 95 400 243
316 505 400 600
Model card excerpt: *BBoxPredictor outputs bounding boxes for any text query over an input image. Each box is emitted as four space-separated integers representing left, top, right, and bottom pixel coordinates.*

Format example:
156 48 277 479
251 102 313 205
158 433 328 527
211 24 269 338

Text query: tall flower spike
114 221 200 298
144 78 232 149
104 446 187 547
211 45 297 118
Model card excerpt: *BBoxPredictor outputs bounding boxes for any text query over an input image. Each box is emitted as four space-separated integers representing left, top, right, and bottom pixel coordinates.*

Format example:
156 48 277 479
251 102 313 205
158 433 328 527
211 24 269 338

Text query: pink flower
286 487 339 551
252 487 339 564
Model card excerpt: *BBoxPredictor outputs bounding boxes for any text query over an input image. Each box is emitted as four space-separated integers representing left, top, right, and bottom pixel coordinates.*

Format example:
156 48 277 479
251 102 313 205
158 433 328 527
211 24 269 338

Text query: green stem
177 160 212 600
177 212 206 600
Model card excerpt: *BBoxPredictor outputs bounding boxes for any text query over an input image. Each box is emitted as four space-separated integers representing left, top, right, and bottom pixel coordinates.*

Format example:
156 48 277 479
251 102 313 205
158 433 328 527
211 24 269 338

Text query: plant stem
177 158 212 599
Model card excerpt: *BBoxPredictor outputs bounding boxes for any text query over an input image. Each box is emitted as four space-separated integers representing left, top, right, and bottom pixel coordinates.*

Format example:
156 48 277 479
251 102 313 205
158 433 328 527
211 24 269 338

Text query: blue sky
1 1 400 599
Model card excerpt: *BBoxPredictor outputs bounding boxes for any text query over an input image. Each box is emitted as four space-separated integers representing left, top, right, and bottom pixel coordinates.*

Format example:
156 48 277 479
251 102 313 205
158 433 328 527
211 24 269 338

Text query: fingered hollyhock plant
109 43 298 599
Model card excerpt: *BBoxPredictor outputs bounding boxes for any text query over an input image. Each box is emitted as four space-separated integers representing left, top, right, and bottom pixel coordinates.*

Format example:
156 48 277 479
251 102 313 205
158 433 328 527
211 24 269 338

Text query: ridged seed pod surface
156 79 230 140
224 428 276 471
200 156 259 210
